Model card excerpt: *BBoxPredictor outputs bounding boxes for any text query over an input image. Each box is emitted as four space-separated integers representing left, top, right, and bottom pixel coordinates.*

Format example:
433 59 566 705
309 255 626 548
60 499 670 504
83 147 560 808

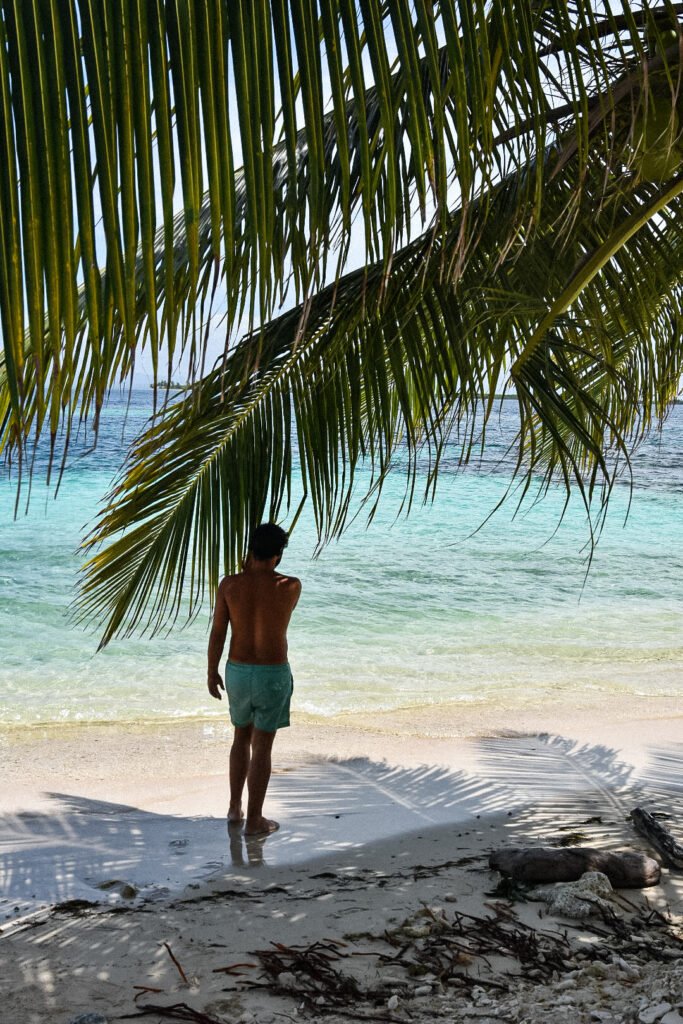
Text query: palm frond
78 135 683 645
2 1 680 479
1 1 682 643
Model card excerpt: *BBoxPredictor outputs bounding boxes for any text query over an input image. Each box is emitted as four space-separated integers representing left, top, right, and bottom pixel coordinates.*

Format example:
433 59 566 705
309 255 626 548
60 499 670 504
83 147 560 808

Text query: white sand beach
1 697 682 1024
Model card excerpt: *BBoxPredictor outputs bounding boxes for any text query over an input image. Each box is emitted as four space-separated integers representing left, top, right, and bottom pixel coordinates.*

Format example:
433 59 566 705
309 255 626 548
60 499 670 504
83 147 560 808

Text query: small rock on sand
639 1004 673 1024
533 871 616 919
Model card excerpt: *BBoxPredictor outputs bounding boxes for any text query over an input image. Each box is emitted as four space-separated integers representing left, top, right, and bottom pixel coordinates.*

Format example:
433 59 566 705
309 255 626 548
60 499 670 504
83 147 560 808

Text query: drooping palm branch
2 0 679 460
78 139 683 644
1 2 682 643
0 0 554 459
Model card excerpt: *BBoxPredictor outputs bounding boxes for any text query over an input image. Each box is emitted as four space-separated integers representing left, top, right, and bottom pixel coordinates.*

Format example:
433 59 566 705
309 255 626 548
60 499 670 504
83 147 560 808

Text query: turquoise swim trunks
225 660 293 733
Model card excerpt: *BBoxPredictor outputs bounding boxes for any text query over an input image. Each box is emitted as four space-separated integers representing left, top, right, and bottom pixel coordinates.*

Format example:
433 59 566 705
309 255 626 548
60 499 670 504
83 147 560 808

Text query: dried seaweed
120 1002 225 1023
382 905 572 986
247 938 369 1006
53 899 100 915
556 832 590 847
236 897 683 1017
122 897 682 1023
484 876 534 902
237 905 573 1015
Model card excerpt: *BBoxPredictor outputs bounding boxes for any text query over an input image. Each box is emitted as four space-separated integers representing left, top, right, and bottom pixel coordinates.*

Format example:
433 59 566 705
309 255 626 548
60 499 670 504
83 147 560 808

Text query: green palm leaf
1 1 678 471
0 2 682 645
78 137 683 644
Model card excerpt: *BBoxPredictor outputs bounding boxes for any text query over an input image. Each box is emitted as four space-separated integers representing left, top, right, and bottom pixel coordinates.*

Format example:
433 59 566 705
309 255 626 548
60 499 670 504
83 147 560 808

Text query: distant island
150 381 186 390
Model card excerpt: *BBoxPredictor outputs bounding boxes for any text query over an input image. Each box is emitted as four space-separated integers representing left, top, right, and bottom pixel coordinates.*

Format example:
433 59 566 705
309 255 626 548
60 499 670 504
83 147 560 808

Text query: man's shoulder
218 573 241 592
276 572 302 589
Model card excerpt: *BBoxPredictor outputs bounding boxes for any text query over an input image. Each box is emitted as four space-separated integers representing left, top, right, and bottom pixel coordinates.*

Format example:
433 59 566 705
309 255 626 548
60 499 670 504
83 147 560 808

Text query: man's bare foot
227 806 244 826
245 817 279 836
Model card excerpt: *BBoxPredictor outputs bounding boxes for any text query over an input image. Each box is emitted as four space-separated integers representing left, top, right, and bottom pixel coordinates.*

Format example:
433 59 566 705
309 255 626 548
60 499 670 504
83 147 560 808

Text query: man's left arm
288 576 302 610
207 581 230 700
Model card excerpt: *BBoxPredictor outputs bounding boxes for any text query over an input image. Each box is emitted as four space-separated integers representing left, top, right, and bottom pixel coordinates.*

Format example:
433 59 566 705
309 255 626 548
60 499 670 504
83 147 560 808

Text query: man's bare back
222 562 301 664
207 559 301 690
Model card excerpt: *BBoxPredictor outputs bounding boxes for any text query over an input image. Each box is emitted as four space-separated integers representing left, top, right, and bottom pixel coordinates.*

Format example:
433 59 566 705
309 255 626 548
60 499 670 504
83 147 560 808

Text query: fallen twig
133 985 164 1003
163 942 190 986
212 960 258 975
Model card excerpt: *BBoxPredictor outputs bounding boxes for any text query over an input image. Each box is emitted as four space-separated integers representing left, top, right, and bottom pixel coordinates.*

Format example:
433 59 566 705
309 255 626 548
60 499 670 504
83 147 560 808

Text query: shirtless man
207 522 301 836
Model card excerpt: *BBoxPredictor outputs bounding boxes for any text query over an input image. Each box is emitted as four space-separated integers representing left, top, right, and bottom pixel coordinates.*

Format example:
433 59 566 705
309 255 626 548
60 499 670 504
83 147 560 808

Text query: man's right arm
207 580 230 700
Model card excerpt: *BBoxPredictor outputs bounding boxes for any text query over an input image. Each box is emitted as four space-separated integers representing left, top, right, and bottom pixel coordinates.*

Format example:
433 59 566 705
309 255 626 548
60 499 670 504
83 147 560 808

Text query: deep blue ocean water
0 390 681 726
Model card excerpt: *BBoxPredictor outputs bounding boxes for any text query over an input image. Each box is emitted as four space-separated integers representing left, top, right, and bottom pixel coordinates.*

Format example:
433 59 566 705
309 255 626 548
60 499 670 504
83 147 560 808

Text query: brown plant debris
133 985 164 1002
382 905 572 985
247 938 369 1006
163 941 190 986
212 960 259 976
631 806 683 869
121 1002 225 1023
229 900 683 1016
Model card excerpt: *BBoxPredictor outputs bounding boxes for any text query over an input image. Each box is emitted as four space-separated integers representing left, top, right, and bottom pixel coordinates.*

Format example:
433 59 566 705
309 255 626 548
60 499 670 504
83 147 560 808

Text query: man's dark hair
249 522 289 561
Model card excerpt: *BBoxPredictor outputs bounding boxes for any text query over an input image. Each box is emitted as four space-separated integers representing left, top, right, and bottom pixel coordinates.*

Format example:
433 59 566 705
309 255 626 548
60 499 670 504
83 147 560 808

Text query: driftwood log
489 846 661 888
631 807 683 870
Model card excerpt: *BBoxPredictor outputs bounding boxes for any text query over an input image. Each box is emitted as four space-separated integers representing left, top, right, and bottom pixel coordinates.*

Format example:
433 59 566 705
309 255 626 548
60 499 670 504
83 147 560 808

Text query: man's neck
245 558 278 574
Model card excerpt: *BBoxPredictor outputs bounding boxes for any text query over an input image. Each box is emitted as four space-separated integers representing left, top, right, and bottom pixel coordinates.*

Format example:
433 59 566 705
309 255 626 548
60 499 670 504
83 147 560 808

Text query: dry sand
0 696 681 1024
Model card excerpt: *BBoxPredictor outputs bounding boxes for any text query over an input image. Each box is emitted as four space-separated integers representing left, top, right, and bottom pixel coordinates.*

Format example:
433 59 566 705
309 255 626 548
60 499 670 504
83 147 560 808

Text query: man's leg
245 728 279 835
229 723 253 822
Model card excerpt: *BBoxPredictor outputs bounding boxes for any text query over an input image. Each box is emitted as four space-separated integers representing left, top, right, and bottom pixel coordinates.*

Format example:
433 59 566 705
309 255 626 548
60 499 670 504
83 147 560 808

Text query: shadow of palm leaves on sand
471 732 683 911
0 792 225 918
1 738 681 1024
2 737 680 926
639 743 683 798
472 733 645 845
634 742 683 913
280 757 516 824
0 755 514 920
478 731 638 796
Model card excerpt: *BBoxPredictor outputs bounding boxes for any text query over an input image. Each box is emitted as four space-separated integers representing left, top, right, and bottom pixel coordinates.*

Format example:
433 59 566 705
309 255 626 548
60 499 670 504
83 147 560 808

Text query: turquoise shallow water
0 391 681 726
